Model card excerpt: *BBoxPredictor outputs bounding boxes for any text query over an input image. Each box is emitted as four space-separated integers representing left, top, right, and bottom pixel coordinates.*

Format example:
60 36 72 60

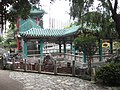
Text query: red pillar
35 17 39 25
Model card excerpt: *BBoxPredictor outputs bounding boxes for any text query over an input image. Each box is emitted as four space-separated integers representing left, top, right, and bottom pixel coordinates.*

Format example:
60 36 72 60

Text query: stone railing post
91 67 96 83
72 60 75 76
54 60 57 75
38 58 41 73
11 57 15 70
24 59 27 71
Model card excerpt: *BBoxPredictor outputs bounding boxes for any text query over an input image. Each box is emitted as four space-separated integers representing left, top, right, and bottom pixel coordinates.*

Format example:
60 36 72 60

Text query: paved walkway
0 70 23 90
9 71 120 90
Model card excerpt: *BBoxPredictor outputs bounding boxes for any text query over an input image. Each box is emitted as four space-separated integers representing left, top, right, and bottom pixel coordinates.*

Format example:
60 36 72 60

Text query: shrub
96 62 120 86
107 58 120 63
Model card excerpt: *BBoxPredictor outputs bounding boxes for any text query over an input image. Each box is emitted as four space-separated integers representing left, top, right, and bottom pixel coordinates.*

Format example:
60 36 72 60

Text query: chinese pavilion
16 4 113 73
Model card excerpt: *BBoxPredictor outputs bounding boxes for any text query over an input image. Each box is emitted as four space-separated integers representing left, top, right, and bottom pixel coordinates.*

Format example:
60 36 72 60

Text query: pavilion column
63 41 66 58
38 39 44 73
82 48 86 63
59 43 61 53
73 47 76 61
23 38 28 71
72 47 76 76
11 57 15 70
99 39 103 61
54 60 57 75
109 39 113 54
35 17 39 25
70 43 73 54
70 43 73 61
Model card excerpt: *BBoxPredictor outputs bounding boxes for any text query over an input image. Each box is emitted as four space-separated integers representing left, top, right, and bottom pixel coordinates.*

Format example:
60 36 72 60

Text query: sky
40 0 120 29
40 0 71 29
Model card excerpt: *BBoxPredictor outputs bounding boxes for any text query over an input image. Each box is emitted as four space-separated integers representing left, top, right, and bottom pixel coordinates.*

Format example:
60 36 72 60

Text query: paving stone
9 71 120 90
24 86 34 90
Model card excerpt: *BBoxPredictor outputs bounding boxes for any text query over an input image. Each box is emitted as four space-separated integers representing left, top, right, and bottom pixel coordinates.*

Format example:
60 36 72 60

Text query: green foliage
70 0 94 20
3 23 17 48
113 42 120 49
77 11 118 39
0 36 4 43
96 62 120 86
7 22 17 39
70 0 114 21
81 12 103 28
99 29 118 39
70 0 120 38
10 41 17 48
107 48 120 63
74 35 97 56
2 0 31 25
3 39 17 49
0 36 4 48
7 0 31 23
74 35 97 76
107 58 120 63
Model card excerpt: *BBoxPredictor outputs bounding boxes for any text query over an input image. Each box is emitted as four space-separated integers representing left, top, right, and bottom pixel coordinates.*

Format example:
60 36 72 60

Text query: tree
5 23 17 48
74 35 97 77
1 23 17 50
77 11 118 39
0 0 41 33
0 36 3 43
70 0 120 38
0 0 31 33
0 36 4 48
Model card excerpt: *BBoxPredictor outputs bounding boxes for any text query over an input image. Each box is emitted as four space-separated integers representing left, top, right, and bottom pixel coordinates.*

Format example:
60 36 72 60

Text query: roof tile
19 19 80 38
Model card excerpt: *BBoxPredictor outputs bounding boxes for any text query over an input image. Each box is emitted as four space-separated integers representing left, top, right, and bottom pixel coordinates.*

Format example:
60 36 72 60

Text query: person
43 54 54 71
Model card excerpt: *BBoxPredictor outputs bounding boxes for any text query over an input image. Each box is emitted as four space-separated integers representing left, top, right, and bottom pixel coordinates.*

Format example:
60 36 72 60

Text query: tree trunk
112 14 120 38
87 57 92 78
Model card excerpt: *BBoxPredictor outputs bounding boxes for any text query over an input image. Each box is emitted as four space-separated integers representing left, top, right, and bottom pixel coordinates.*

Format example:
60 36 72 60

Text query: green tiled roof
19 18 41 32
63 25 80 35
30 6 45 17
19 25 80 37
19 18 80 38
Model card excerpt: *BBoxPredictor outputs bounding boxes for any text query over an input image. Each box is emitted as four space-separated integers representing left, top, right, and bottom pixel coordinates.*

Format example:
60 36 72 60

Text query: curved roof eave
19 25 80 38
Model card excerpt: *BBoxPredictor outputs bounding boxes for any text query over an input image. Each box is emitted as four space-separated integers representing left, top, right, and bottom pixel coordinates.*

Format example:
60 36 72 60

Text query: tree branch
107 0 116 14
114 0 118 13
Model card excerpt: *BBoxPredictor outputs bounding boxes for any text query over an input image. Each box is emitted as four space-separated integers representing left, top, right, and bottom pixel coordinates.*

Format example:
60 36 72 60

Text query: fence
7 52 112 76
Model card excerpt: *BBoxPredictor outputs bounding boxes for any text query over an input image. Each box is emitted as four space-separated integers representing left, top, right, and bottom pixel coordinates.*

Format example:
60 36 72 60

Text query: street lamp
0 0 2 2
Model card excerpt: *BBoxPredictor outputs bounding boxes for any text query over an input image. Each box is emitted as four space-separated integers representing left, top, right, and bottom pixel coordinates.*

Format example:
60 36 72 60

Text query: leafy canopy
74 35 97 56
70 0 120 38
6 0 31 23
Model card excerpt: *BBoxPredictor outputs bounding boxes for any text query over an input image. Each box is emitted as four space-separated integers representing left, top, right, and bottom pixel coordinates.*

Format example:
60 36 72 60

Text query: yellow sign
102 42 110 48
